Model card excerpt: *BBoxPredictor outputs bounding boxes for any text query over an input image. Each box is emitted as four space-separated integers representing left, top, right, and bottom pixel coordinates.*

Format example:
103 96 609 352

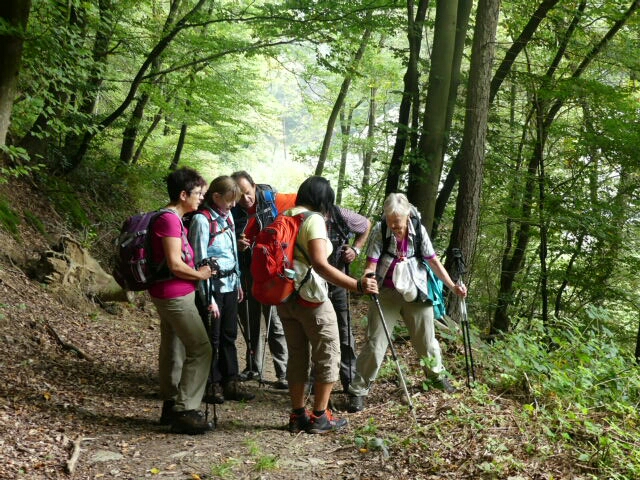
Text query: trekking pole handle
364 272 379 300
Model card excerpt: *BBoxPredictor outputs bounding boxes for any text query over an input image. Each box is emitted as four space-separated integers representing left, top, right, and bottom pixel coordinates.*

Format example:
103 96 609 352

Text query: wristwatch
351 246 361 256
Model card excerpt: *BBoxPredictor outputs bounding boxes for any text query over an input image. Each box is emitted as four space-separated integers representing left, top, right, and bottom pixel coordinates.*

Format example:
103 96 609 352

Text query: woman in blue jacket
188 175 254 405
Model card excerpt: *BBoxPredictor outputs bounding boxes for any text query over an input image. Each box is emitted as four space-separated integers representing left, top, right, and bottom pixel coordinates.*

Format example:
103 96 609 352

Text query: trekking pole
344 263 353 389
258 306 272 388
366 273 416 421
204 277 218 427
450 249 476 388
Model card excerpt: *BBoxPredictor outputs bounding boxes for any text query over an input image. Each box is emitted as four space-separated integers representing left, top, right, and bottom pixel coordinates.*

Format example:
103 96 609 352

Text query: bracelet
356 279 363 293
351 246 361 256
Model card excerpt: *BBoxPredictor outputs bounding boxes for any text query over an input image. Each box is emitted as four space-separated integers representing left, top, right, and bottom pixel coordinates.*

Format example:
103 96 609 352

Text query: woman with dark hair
151 167 215 435
278 176 378 435
188 176 255 404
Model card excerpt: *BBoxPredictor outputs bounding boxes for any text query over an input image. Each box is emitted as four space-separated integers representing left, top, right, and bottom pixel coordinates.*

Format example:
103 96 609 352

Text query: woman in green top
278 176 378 435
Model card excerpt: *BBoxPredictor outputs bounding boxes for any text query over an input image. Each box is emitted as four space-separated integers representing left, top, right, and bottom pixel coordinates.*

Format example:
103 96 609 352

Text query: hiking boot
307 409 348 434
288 410 311 433
346 395 365 413
273 378 289 390
223 380 256 401
434 377 457 394
170 410 213 435
159 399 176 425
202 383 225 405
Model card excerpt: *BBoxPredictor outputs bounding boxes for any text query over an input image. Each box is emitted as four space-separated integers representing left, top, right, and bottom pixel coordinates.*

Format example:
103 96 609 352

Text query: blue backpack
380 215 446 320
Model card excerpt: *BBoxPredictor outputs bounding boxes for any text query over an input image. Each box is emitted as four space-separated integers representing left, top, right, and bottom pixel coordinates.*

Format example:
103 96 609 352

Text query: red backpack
250 211 315 305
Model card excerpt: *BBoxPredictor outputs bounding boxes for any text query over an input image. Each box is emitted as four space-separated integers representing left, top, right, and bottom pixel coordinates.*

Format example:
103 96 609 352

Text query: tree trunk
385 0 429 195
408 0 458 232
132 110 163 164
337 105 358 204
445 0 500 322
434 0 563 231
536 101 550 333
0 0 31 148
120 92 150 164
66 0 208 173
169 122 187 170
62 0 115 158
315 19 372 176
360 86 377 212
430 0 473 242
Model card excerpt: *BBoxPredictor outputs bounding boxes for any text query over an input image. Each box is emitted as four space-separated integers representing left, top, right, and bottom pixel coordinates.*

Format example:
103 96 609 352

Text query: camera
197 257 220 276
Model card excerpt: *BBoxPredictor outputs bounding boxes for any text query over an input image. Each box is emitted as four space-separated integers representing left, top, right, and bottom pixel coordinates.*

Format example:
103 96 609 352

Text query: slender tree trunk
119 1 180 165
445 0 500 323
554 234 584 317
0 0 31 148
62 0 114 158
169 122 187 171
315 19 372 176
385 0 429 195
337 105 358 204
536 101 550 333
132 110 162 164
120 93 150 164
408 0 458 232
360 86 378 211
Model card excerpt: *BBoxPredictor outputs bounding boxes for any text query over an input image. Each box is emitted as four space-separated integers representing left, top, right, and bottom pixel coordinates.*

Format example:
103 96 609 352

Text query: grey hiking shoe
307 409 348 434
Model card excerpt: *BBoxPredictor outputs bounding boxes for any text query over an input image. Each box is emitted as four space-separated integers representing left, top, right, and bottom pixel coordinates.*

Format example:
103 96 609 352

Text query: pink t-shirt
381 236 408 288
148 211 197 299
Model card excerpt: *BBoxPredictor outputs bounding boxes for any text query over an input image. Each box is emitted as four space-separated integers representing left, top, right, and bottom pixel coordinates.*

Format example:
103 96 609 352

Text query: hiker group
116 166 467 435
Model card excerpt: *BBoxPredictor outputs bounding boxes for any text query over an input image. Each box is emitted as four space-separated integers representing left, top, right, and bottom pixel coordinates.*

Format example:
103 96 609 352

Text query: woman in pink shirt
150 167 215 435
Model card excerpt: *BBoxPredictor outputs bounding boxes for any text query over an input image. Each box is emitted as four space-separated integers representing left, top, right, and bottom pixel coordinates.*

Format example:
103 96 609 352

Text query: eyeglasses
190 190 205 198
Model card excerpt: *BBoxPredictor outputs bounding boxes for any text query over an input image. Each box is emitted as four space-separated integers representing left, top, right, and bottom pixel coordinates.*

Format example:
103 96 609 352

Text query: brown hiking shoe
170 410 213 435
223 380 255 401
203 383 225 404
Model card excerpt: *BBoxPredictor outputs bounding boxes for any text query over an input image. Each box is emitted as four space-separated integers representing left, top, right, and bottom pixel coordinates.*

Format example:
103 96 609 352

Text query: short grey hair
383 193 412 217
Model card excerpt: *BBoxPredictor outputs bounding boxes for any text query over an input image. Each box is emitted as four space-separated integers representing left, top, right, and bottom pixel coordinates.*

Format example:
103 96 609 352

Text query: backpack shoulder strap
330 205 351 243
261 187 278 218
196 209 233 246
380 213 423 260
151 208 192 263
410 215 423 261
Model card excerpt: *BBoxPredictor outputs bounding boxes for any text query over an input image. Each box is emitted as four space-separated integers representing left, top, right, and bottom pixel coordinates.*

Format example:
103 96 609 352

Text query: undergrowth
477 318 640 478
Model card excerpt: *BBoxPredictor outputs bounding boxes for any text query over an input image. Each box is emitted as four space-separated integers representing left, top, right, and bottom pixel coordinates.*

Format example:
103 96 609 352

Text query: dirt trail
0 252 401 479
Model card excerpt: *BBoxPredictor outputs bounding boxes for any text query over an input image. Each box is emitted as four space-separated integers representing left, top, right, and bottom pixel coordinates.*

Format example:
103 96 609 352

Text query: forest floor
0 182 583 480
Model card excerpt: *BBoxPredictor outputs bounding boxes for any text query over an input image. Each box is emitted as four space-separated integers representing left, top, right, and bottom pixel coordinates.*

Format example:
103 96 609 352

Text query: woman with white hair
347 193 467 412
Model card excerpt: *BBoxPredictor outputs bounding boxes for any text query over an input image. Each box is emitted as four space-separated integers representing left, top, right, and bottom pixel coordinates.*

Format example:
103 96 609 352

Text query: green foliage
479 322 640 477
209 457 240 479
23 210 46 236
0 146 42 184
0 198 21 235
